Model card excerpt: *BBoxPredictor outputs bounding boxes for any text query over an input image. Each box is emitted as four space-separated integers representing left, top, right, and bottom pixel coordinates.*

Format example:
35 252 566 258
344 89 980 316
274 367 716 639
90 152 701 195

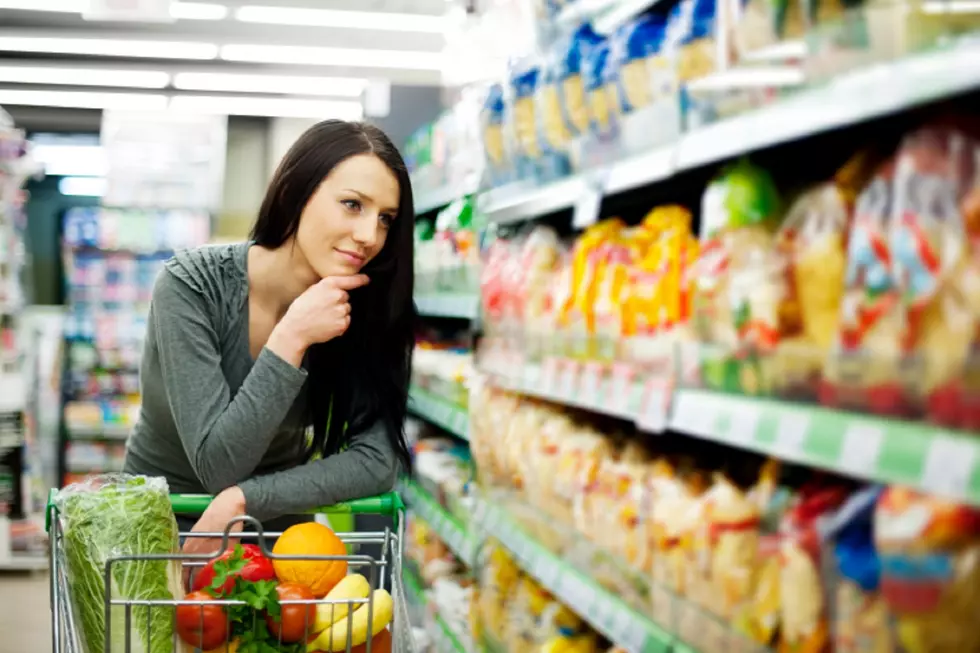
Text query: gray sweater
123 242 398 523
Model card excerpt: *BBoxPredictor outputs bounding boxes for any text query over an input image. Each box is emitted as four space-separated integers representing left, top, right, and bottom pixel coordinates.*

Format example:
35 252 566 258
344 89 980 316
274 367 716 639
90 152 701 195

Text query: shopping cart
46 490 417 653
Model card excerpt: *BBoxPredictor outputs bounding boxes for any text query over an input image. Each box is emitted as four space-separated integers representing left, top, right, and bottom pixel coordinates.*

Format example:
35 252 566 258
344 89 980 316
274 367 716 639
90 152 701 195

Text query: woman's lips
335 248 366 266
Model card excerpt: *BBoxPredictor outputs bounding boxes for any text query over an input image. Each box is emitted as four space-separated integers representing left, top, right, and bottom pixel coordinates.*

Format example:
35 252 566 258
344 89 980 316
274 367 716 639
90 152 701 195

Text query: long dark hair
251 120 414 474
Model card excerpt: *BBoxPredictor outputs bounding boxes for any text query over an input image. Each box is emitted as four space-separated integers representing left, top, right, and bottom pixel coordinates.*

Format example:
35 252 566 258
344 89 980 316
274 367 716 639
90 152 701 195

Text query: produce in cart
53 474 189 653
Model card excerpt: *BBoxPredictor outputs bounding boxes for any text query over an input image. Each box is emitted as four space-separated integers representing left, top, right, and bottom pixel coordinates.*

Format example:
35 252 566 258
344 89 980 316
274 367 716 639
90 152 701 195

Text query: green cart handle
46 489 404 532
169 492 404 517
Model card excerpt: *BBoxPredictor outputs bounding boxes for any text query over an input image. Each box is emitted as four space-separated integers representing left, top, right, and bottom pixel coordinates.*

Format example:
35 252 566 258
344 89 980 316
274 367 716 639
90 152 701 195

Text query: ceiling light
221 44 443 71
59 176 107 197
172 72 367 97
0 64 170 88
31 143 107 177
235 5 447 33
0 88 168 111
170 95 364 119
170 2 228 20
0 1 228 20
0 36 219 59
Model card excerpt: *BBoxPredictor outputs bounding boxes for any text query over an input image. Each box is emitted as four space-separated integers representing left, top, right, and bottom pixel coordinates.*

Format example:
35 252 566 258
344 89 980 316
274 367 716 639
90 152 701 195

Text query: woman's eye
342 199 361 212
379 214 394 228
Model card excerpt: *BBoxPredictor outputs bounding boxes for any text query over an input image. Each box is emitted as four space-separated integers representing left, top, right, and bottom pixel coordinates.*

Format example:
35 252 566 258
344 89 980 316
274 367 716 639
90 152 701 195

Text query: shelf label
558 360 579 401
559 574 596 614
573 183 603 230
541 358 560 396
727 403 761 446
609 364 635 416
523 364 542 391
611 608 647 653
580 362 604 407
637 379 669 432
672 392 716 435
923 435 977 499
775 411 810 459
839 423 884 477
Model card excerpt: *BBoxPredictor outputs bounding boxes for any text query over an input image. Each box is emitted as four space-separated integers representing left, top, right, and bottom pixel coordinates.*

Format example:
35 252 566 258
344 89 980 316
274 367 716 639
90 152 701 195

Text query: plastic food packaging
582 38 617 139
691 161 785 396
53 474 187 653
874 487 980 653
610 15 668 117
821 158 906 415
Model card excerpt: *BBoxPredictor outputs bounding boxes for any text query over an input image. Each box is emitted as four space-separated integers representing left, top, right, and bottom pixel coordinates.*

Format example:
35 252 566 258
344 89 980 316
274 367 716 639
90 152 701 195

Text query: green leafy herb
204 546 305 653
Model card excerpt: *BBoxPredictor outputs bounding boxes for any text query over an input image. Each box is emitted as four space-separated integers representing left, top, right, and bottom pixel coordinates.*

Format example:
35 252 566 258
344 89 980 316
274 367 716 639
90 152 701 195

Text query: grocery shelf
0 554 48 572
415 293 480 320
65 424 131 440
470 497 672 653
475 43 980 225
404 566 471 653
670 388 980 505
400 479 479 567
409 386 469 440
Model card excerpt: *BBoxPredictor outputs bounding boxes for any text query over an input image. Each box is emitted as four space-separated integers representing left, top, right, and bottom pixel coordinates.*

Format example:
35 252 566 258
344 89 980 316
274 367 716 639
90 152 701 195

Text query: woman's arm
151 271 309 493
236 420 399 522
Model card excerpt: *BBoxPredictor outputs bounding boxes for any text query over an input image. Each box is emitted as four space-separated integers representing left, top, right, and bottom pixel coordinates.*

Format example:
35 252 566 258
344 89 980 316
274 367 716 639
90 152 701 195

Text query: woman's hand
182 486 247 586
267 274 370 366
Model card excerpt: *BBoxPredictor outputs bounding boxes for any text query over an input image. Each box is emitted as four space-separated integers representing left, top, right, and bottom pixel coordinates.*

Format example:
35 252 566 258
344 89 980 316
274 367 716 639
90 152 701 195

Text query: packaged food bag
610 15 668 116
829 487 897 653
889 127 980 427
778 482 850 653
692 161 785 396
593 224 653 360
875 487 980 653
775 150 883 400
560 25 604 139
511 64 544 162
582 38 617 138
54 474 188 653
519 226 565 359
821 156 907 415
481 83 511 184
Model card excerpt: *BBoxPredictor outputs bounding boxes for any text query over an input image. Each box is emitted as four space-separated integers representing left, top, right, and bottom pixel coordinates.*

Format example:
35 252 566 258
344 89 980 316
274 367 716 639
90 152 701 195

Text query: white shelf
415 293 480 320
476 44 980 225
0 555 48 572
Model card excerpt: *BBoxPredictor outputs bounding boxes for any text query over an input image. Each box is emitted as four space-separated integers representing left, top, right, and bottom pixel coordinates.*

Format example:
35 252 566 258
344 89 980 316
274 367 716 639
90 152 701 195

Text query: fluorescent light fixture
922 0 980 11
0 36 219 59
235 5 447 33
169 2 229 20
170 94 364 119
59 176 107 197
0 1 228 20
221 44 444 71
172 72 367 97
0 88 168 111
0 64 170 88
31 143 107 177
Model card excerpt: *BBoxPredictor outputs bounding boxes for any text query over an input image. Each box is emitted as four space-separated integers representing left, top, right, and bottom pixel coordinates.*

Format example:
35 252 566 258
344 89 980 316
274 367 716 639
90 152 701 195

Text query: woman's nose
352 214 379 249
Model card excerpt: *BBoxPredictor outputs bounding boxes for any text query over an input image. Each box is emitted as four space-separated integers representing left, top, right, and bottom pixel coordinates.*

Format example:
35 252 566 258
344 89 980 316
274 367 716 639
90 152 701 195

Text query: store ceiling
0 0 452 119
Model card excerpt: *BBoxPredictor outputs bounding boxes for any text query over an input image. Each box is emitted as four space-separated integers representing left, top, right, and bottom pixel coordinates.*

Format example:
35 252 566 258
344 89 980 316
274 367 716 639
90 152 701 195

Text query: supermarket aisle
0 574 51 652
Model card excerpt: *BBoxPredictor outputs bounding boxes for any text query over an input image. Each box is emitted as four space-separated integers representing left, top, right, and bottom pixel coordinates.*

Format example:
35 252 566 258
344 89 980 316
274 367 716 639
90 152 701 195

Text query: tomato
266 582 317 643
192 544 276 595
351 629 392 653
175 591 228 650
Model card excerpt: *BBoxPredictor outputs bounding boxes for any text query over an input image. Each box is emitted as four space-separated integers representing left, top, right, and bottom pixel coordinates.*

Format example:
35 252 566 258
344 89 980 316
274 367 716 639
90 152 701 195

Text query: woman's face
295 153 400 278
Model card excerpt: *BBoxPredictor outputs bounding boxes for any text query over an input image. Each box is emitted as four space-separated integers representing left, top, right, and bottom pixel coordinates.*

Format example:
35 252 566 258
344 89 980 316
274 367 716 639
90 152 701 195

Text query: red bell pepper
192 543 276 595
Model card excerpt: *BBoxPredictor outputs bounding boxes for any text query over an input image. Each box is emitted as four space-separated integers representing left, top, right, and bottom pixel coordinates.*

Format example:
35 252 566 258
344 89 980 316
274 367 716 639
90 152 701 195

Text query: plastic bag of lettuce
54 474 187 653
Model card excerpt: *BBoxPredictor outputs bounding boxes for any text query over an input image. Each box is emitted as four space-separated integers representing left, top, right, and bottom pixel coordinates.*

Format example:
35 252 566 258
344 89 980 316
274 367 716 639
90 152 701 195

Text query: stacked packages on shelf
60 206 210 484
415 196 483 298
408 0 980 200
479 119 980 431
469 383 980 653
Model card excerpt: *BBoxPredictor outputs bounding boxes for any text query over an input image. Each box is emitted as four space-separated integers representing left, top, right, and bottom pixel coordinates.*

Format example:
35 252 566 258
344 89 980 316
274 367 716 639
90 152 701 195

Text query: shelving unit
408 386 470 441
416 293 481 321
404 563 472 653
401 479 478 567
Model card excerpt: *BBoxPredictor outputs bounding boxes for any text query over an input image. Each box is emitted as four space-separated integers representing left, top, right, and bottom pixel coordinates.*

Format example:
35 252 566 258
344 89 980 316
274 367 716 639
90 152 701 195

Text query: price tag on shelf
672 391 716 436
541 358 560 396
637 379 669 432
523 364 542 392
579 362 604 407
775 411 810 460
560 574 596 615
613 609 648 653
923 434 977 500
608 363 635 417
558 360 579 401
727 402 761 446
572 182 604 230
839 423 884 477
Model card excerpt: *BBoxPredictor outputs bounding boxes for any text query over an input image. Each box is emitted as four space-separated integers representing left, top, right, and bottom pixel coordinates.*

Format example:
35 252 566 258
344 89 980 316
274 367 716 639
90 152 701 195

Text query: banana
307 589 393 653
312 574 372 634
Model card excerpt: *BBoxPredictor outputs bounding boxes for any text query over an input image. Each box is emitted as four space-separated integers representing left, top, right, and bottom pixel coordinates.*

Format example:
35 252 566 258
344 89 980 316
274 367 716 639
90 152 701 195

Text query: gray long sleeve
150 270 308 494
238 419 399 522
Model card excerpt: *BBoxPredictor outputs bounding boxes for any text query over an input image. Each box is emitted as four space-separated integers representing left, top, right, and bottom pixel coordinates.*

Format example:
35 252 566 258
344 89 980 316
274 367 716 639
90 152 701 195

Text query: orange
272 522 348 597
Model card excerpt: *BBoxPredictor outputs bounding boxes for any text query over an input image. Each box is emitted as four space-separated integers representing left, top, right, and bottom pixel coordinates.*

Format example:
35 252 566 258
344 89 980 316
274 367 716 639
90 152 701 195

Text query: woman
123 120 414 554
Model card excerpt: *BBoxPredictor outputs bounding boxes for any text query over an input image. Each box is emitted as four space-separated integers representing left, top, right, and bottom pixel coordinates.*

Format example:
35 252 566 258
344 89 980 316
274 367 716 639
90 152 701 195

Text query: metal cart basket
46 490 417 653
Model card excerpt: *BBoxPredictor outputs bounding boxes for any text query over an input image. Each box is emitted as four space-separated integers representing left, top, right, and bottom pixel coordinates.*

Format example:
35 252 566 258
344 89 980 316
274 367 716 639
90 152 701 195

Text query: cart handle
46 490 404 532
169 492 404 517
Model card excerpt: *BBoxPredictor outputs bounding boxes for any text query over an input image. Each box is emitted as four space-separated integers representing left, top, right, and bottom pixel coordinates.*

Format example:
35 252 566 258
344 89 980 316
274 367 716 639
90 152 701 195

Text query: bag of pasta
875 487 980 653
